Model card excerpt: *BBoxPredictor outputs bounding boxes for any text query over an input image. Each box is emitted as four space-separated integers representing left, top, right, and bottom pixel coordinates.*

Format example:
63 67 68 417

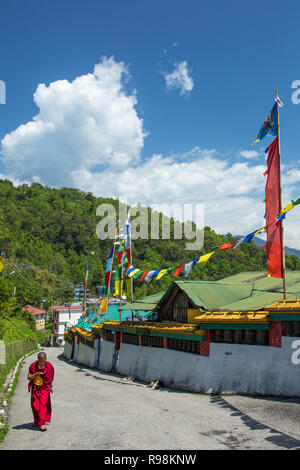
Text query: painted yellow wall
187 309 201 324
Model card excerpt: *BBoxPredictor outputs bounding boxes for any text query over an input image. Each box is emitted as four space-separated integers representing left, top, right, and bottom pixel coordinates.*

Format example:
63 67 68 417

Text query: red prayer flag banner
173 264 184 277
265 137 283 278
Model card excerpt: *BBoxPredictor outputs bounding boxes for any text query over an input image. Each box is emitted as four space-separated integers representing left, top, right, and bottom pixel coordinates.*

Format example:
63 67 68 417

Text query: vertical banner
265 137 283 278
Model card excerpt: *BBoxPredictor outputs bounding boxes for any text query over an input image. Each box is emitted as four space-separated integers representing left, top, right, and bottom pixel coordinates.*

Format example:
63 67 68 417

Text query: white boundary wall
98 340 115 371
64 336 300 396
77 342 95 368
116 337 300 397
63 341 73 360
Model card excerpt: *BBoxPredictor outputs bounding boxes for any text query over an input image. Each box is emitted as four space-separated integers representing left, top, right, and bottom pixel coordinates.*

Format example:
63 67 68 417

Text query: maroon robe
28 360 54 428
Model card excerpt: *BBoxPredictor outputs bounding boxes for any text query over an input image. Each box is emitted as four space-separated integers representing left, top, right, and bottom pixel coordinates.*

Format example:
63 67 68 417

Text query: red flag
265 137 283 278
218 241 237 251
173 264 184 277
140 270 150 282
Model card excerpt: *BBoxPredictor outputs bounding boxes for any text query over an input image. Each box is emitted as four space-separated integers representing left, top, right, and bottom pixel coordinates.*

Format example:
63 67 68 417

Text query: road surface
1 347 300 450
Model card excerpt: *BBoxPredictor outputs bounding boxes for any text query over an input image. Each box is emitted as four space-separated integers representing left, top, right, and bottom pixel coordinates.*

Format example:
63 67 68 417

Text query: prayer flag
132 270 144 280
140 270 150 282
105 247 114 273
126 266 136 277
265 137 283 278
252 103 278 145
218 241 236 251
196 252 215 264
243 231 256 243
184 261 193 278
144 270 158 282
123 211 132 264
128 268 141 278
155 269 168 280
173 265 184 277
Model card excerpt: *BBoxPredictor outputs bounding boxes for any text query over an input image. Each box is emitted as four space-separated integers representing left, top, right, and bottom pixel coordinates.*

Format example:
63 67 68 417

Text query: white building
51 304 83 346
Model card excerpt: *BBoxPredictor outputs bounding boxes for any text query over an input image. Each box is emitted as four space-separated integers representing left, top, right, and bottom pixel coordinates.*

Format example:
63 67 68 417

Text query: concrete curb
0 348 39 431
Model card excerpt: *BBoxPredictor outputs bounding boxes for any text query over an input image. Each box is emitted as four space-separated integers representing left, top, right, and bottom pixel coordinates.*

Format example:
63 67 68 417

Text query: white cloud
163 61 194 96
1 56 146 187
239 150 261 159
1 57 300 250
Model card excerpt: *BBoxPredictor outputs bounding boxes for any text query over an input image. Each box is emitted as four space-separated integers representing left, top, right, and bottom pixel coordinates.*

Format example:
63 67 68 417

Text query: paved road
1 347 300 450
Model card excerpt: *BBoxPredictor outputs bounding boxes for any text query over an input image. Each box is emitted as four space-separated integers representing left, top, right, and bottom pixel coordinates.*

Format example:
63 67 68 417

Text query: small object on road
150 380 165 390
122 376 134 382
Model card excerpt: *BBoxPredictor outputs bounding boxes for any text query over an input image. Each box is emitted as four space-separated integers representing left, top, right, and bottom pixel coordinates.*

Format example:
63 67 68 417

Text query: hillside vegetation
0 179 299 306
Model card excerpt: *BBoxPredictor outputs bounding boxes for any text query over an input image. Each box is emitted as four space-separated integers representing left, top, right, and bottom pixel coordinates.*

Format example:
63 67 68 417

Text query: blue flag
252 103 278 145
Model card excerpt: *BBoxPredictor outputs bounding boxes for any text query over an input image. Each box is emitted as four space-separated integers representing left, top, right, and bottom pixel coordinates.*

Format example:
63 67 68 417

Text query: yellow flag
196 252 215 265
128 268 140 278
126 279 132 296
280 203 294 215
155 269 168 280
97 297 108 314
114 280 120 296
255 226 266 235
0 256 3 273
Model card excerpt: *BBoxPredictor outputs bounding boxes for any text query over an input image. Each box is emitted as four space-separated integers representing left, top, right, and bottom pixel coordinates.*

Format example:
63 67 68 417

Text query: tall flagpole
276 88 287 299
104 224 118 321
82 256 90 312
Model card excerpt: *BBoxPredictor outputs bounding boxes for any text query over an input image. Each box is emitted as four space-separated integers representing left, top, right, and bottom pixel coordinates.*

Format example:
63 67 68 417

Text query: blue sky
0 1 300 247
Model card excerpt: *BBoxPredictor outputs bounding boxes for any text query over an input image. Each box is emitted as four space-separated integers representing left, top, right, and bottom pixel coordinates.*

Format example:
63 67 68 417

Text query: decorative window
169 338 200 354
213 329 269 346
283 322 300 337
142 335 164 348
122 332 139 345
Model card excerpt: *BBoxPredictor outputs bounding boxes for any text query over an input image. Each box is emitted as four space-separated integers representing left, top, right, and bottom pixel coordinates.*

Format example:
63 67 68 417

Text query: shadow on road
57 352 188 394
210 395 300 450
12 422 40 432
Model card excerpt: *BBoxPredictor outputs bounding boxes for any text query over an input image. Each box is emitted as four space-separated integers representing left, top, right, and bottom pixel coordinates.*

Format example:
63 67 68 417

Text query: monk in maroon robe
28 352 54 431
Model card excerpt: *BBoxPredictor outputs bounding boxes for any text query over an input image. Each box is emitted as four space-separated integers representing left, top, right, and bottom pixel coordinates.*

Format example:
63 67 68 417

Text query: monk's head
38 351 46 367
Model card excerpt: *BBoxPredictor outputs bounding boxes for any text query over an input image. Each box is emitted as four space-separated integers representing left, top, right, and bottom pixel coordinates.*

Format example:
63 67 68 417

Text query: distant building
74 285 90 301
50 304 83 346
23 305 47 331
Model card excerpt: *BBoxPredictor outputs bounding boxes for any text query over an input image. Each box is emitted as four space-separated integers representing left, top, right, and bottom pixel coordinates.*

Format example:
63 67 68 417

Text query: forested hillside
1 179 299 307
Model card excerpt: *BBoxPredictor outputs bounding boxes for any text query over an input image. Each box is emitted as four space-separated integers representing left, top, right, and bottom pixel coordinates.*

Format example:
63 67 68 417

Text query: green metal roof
218 292 295 312
213 271 300 311
74 304 155 331
155 272 300 312
119 292 165 311
217 271 300 293
157 280 254 311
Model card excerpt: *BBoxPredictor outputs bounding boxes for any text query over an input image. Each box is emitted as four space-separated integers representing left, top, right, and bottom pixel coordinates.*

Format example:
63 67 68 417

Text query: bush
0 337 38 390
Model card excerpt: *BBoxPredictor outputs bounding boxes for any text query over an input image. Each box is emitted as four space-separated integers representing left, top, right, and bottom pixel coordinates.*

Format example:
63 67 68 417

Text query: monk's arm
28 371 38 381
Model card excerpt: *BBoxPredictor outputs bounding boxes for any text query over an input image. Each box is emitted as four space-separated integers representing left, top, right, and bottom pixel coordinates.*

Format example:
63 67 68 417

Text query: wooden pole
128 211 134 302
82 256 89 312
276 88 287 299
